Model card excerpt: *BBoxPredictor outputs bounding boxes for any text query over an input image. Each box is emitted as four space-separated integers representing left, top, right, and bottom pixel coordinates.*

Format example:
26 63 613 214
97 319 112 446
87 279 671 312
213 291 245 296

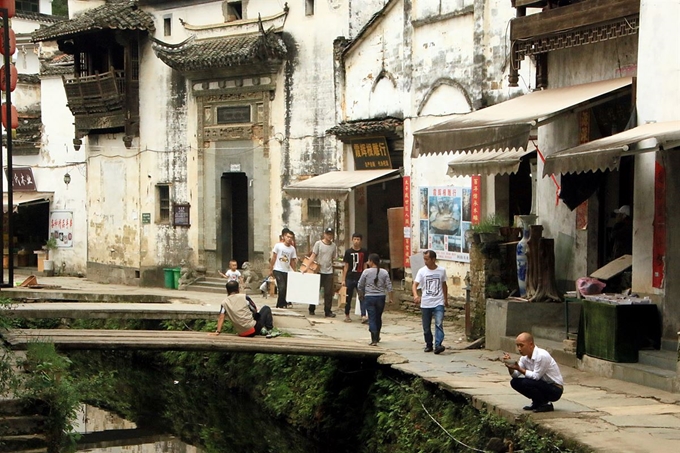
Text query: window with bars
216 106 251 124
225 1 244 21
306 199 321 222
157 185 171 223
163 16 172 37
17 0 39 13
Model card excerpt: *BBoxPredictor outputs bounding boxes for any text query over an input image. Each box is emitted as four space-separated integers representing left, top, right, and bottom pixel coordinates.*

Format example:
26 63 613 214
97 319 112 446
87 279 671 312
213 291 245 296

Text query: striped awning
283 169 401 200
447 142 536 177
3 192 53 213
413 77 633 157
543 121 680 176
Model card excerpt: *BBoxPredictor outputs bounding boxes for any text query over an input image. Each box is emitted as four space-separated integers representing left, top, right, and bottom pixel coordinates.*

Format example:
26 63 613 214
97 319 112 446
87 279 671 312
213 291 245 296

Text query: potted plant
486 282 510 299
471 213 505 243
43 238 58 276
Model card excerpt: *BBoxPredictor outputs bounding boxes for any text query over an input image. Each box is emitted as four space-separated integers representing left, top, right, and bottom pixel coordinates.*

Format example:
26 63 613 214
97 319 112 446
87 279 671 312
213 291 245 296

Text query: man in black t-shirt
340 233 368 323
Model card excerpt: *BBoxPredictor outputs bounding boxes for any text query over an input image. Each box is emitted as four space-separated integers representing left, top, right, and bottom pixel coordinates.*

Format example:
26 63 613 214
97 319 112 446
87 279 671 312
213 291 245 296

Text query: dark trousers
311 273 334 315
246 305 274 336
510 377 563 405
344 277 364 316
273 270 289 308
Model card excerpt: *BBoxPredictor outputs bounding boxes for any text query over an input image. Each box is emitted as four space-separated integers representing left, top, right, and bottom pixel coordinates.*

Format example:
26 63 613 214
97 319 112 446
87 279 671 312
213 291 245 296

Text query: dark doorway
366 178 403 259
508 155 535 225
220 173 248 268
11 202 50 267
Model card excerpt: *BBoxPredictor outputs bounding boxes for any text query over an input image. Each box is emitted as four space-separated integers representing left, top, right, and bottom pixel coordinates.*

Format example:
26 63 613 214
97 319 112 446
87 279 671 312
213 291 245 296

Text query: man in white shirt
269 229 297 309
503 332 564 412
412 250 448 354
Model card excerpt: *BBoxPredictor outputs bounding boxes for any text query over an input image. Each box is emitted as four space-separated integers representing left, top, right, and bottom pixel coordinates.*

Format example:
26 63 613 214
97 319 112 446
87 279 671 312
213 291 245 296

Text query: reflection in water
74 405 202 452
69 351 330 453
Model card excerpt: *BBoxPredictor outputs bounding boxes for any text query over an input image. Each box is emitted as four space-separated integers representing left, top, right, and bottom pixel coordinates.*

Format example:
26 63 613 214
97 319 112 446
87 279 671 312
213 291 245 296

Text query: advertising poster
49 211 74 248
418 186 472 262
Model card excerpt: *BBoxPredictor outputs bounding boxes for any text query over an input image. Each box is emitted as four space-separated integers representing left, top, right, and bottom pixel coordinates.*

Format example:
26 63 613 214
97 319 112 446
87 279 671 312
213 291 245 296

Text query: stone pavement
3 274 680 452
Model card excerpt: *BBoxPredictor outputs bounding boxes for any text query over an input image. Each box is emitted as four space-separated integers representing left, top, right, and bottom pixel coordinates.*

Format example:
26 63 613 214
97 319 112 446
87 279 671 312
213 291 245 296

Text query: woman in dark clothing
357 253 393 346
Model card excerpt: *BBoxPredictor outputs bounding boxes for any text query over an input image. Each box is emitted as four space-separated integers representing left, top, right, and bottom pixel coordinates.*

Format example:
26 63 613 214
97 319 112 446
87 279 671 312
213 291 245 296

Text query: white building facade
32 0 385 284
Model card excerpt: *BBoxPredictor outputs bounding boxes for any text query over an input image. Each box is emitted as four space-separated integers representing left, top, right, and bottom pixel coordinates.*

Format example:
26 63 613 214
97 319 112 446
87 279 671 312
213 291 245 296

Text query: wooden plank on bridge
1 329 385 359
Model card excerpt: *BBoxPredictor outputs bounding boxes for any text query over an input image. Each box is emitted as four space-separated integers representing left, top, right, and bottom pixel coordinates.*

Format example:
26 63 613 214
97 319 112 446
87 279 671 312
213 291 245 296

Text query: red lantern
0 63 17 91
0 28 15 55
1 103 18 130
0 1 16 19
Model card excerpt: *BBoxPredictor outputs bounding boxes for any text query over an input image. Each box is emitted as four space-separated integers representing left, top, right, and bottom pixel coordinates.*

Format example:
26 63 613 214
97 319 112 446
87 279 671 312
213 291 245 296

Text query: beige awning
543 121 680 176
447 142 536 177
283 169 401 200
3 191 53 213
413 77 633 157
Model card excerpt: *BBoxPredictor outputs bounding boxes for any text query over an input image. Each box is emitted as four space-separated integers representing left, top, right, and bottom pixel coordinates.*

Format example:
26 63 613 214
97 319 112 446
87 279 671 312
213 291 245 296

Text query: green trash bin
173 267 182 289
163 268 175 289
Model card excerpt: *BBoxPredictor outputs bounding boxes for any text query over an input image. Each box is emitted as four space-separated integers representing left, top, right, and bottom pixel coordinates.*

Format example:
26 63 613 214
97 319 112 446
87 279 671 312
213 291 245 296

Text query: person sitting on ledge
209 281 276 338
503 332 564 413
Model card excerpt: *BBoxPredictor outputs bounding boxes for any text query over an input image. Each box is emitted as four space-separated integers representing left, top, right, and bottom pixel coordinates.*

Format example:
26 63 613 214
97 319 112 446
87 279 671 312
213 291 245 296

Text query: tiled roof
32 0 155 42
16 11 66 24
18 74 41 84
3 113 42 153
40 53 74 76
327 117 404 138
153 31 288 72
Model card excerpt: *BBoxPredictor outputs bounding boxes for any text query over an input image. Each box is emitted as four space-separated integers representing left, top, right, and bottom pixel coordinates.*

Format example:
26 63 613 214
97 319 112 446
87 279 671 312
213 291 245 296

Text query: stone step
532 325 570 343
0 415 46 436
609 360 678 393
637 349 677 371
188 279 263 296
0 400 43 417
0 434 47 452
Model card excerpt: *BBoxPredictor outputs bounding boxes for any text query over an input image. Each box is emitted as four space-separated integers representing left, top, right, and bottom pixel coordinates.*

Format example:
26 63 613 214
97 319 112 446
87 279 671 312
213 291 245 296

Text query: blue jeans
364 295 385 336
421 305 445 348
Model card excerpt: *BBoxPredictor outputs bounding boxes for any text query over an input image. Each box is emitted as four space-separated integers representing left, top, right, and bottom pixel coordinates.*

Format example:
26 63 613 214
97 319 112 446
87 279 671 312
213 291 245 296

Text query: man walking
412 250 448 354
304 227 337 317
340 232 368 323
503 332 563 412
269 229 297 309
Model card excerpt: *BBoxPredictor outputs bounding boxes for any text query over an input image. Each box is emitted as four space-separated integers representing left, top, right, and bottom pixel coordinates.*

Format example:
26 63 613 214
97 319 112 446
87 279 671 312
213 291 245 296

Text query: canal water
67 350 341 453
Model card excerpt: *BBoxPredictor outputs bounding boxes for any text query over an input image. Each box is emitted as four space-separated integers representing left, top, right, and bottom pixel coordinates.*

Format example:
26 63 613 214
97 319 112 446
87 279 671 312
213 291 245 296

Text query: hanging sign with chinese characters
418 185 474 263
49 210 74 248
4 167 36 191
350 137 392 170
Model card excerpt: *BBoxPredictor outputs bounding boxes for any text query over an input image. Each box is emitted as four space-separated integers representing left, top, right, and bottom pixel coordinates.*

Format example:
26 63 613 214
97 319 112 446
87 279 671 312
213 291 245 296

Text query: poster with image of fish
418 186 471 262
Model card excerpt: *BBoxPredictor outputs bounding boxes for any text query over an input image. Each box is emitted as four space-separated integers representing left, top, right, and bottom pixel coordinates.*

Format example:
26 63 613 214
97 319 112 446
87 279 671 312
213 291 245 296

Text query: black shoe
532 403 554 413
434 345 445 355
308 310 316 316
523 403 537 411
325 312 336 318
424 346 434 353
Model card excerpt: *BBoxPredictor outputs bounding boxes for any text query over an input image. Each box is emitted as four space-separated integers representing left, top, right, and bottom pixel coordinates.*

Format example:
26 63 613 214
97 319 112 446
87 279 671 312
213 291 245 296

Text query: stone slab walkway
2 275 680 452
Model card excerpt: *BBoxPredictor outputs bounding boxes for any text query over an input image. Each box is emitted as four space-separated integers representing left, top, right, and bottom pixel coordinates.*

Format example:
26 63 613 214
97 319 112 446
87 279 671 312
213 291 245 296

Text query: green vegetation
3 313 588 452
486 282 510 298
470 213 506 233
0 298 22 398
52 0 69 17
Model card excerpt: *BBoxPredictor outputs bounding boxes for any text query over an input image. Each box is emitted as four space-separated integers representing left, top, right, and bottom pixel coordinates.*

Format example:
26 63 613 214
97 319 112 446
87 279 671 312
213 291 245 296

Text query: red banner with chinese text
471 176 481 225
403 176 411 267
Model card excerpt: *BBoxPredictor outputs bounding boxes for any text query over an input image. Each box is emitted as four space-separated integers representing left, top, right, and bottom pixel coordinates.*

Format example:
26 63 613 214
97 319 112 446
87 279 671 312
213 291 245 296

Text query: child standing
219 260 243 287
